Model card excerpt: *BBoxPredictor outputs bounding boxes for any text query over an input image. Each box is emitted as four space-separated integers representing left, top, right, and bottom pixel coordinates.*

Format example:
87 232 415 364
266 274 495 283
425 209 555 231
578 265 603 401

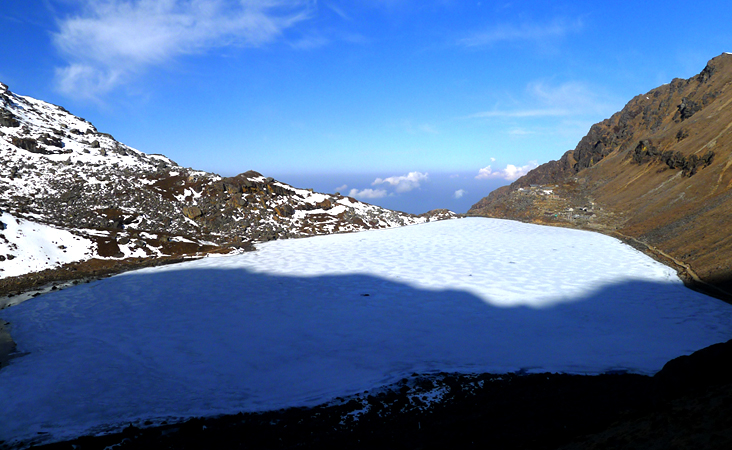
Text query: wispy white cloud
475 161 538 181
453 189 466 199
526 80 613 116
289 34 329 49
467 108 571 119
466 81 618 122
324 2 350 20
372 171 428 193
348 188 388 199
335 184 348 192
458 17 582 47
508 128 536 135
403 120 439 135
52 0 314 99
417 123 438 134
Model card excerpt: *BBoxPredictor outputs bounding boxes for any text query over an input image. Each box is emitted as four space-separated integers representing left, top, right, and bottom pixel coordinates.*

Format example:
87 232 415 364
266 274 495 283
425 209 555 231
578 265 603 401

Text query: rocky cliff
469 53 732 299
0 83 455 297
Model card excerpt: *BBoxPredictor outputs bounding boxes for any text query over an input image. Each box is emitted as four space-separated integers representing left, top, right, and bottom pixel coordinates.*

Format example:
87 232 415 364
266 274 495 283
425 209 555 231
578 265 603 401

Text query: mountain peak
468 56 732 301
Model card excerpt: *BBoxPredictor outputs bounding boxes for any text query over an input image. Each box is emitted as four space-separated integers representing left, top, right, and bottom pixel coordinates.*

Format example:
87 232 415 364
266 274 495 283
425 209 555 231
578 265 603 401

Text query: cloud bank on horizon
348 171 429 200
476 161 539 181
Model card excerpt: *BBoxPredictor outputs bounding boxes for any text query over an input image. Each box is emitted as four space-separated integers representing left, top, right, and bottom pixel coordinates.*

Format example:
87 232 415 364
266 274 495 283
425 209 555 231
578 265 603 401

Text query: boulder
39 133 63 148
232 194 247 207
0 111 19 127
677 97 701 121
224 183 241 194
274 204 295 217
182 206 203 219
654 338 732 397
0 320 17 368
11 136 38 152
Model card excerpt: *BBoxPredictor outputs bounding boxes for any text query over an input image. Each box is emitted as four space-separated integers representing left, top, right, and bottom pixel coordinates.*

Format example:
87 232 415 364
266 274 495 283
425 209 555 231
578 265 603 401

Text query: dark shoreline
18 350 732 450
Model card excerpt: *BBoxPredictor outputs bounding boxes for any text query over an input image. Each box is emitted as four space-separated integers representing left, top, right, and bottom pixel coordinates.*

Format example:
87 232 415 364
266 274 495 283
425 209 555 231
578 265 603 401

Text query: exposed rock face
468 53 732 298
0 83 458 286
654 338 732 397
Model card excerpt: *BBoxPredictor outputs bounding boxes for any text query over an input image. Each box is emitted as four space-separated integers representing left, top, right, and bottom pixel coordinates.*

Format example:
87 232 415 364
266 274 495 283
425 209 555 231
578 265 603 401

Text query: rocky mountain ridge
0 82 456 296
469 53 732 300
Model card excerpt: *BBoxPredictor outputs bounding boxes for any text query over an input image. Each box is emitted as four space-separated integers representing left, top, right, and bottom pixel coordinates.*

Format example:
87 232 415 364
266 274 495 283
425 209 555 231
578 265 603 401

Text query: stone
232 194 247 207
654 338 732 397
182 206 203 219
39 134 63 148
274 204 295 217
224 183 241 194
677 97 701 121
11 136 38 152
0 111 20 127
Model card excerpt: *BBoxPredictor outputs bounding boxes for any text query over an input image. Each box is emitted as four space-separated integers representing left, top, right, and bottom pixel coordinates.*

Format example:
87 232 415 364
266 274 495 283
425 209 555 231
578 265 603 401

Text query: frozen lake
1 218 731 445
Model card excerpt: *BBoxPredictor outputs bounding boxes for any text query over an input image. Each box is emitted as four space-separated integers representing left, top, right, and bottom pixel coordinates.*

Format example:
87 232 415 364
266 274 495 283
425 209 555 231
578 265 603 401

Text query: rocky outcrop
0 111 19 128
469 53 732 299
654 338 732 397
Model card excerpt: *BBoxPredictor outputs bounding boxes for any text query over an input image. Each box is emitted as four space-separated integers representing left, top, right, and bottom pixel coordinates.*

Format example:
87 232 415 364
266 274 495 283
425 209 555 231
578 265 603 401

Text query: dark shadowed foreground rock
0 321 15 369
654 338 732 397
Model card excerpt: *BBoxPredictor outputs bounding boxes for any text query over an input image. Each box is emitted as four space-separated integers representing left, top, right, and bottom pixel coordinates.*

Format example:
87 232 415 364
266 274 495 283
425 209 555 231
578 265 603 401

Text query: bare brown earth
469 53 732 302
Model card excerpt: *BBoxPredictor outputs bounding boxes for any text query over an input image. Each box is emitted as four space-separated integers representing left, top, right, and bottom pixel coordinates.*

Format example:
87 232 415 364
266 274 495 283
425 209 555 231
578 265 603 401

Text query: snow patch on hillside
0 211 94 278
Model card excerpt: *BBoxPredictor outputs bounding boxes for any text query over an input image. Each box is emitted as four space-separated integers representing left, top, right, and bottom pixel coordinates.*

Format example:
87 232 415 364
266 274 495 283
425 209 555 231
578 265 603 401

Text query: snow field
0 211 95 278
0 218 731 445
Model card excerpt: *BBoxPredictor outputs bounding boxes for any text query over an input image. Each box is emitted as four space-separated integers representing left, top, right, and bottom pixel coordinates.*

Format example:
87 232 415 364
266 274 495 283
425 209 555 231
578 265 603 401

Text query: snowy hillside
0 210 94 278
0 82 454 281
1 218 730 446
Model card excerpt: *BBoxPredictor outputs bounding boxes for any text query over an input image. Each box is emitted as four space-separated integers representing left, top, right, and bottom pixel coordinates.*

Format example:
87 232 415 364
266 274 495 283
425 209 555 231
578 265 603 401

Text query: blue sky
1 1 730 214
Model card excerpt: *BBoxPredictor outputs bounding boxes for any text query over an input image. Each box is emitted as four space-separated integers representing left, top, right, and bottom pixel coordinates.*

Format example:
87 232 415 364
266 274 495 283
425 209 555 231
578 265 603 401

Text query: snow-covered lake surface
1 218 731 445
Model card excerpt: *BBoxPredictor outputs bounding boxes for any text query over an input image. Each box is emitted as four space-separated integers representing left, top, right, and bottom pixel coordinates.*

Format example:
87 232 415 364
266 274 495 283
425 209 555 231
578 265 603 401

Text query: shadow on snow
0 265 731 442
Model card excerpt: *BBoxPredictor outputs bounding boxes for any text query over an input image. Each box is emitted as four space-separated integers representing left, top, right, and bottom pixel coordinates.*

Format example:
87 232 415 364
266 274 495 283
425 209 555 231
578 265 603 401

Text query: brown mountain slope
468 53 732 299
